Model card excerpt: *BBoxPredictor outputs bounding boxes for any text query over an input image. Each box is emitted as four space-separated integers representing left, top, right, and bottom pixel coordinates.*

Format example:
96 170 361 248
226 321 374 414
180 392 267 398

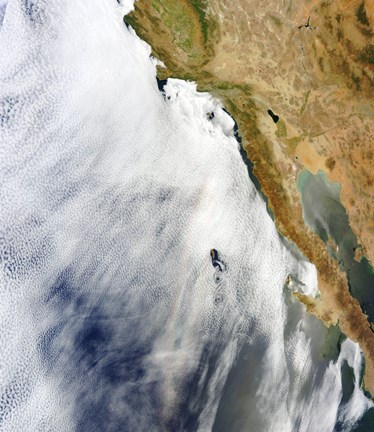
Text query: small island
125 0 374 395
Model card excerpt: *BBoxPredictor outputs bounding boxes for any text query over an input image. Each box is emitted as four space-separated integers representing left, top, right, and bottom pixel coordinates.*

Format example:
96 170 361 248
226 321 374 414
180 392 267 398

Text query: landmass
125 0 374 395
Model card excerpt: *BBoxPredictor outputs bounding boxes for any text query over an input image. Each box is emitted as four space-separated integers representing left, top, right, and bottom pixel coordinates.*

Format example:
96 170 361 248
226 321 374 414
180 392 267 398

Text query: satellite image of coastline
0 0 373 431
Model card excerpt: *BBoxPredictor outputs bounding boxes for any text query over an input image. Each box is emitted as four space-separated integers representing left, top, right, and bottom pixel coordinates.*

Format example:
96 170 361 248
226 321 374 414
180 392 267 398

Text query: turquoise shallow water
1 0 373 429
297 169 374 327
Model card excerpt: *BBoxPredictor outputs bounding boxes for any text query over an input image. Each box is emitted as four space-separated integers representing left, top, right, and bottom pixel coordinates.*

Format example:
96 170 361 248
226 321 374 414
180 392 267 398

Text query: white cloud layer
0 1 372 431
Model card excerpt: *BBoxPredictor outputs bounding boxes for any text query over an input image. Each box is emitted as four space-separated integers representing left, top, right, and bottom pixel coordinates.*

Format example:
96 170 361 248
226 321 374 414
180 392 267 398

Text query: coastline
124 0 374 396
297 169 374 328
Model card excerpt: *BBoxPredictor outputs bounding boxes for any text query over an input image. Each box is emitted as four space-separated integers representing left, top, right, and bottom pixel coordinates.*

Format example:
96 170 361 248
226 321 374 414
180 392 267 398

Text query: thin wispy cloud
0 1 372 431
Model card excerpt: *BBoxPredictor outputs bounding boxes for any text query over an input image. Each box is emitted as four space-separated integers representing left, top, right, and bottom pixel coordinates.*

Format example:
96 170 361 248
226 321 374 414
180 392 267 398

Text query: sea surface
0 1 372 430
297 170 374 327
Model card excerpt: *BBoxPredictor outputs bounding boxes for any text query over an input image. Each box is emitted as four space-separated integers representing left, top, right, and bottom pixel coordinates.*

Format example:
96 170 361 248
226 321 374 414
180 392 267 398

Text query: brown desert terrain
125 0 374 394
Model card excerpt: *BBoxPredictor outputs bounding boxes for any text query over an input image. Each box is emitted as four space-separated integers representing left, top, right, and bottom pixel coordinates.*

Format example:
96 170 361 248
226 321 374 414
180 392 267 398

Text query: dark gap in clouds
21 0 47 27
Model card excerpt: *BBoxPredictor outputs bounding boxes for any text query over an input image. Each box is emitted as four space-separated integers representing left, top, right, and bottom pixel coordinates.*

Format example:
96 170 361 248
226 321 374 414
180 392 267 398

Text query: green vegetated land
125 0 374 398
125 0 219 77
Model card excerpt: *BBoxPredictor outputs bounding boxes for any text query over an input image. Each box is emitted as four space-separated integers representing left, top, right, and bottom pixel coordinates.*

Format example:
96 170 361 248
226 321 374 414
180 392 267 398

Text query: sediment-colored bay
126 0 374 395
